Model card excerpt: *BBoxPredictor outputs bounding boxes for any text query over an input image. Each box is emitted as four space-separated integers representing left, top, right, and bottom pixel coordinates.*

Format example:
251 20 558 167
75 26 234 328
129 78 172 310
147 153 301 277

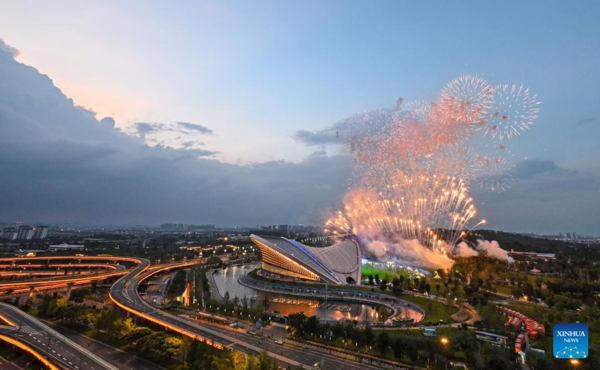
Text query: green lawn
400 294 457 324
361 265 412 282
504 301 544 322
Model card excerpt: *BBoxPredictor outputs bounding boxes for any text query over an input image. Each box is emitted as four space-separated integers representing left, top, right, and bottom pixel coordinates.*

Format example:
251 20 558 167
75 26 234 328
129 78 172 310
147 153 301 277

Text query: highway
110 259 413 370
0 256 143 295
0 302 117 370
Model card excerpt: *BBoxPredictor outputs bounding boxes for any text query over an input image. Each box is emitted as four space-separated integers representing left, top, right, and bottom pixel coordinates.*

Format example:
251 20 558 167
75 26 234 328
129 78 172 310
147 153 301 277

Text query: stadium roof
250 234 361 284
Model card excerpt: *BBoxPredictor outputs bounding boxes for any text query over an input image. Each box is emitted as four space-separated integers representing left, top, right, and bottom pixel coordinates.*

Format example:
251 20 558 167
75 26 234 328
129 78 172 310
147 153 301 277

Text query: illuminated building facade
250 234 361 284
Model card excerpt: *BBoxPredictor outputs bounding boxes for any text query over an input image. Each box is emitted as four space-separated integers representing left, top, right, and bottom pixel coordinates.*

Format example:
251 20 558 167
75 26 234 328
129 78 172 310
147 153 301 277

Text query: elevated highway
0 302 117 370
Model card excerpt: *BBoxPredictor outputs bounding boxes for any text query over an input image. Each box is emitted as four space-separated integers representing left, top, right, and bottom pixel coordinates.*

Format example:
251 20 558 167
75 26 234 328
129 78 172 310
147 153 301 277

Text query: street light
571 359 580 369
440 338 449 370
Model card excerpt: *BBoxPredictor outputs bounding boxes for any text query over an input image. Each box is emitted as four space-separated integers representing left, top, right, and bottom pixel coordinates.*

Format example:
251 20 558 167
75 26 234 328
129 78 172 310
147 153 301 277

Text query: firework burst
483 84 541 141
327 76 539 267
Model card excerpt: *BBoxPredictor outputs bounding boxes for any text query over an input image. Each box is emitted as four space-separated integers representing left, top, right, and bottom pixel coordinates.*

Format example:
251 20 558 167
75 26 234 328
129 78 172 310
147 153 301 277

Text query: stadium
250 234 361 285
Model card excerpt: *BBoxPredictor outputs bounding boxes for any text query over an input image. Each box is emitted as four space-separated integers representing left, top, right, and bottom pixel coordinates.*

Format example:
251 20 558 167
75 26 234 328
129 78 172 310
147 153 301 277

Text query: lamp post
440 337 449 370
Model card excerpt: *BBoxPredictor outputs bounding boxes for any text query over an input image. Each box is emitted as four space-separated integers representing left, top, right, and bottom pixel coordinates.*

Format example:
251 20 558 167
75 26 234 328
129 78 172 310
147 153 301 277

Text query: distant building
48 243 84 252
566 233 572 239
1 227 18 240
160 223 188 231
508 250 556 261
33 226 48 239
17 225 34 240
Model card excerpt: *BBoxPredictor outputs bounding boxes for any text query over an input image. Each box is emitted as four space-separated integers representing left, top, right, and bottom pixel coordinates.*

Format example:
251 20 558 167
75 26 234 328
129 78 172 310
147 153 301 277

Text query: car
274 340 283 345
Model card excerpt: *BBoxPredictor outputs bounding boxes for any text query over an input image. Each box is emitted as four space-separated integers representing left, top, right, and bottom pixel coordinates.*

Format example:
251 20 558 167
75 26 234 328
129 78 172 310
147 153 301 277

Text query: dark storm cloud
0 49 351 226
0 38 20 59
176 121 213 135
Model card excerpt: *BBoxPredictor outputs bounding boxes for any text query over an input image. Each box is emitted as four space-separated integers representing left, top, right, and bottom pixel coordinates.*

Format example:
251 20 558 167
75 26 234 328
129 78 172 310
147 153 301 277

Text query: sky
0 1 599 234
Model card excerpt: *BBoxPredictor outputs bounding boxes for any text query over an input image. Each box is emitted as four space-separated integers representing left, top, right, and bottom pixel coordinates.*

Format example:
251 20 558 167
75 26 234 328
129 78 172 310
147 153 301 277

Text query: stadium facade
250 234 361 285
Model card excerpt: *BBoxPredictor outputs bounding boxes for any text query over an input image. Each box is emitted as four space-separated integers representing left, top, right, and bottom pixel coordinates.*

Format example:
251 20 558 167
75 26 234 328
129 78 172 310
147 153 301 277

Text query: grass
399 294 457 324
360 266 412 282
505 301 544 321
387 326 462 339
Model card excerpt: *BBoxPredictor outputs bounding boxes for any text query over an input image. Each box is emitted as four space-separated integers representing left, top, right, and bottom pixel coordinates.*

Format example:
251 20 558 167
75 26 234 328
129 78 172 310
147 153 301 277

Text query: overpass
0 302 117 370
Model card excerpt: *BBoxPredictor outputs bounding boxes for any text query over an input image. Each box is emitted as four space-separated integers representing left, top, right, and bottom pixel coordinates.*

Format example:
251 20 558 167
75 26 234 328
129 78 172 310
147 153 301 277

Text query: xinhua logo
553 323 588 359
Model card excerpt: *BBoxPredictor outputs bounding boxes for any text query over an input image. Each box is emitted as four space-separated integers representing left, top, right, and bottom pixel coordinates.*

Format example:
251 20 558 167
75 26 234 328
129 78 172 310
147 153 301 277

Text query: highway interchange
0 256 414 369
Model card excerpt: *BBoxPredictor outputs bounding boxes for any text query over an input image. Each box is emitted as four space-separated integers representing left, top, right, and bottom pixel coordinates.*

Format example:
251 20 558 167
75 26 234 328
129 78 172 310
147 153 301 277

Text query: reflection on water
211 264 421 322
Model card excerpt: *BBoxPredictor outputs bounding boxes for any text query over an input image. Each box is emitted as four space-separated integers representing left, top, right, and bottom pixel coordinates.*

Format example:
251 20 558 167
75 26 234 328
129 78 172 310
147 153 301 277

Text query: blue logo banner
553 323 588 359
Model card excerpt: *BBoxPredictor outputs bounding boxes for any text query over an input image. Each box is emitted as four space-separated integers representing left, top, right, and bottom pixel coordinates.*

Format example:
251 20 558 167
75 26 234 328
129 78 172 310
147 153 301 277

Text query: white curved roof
250 234 361 284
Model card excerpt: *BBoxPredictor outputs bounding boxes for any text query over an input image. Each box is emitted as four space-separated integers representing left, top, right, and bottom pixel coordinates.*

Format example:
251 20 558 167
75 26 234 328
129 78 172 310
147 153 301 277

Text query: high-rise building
566 233 572 239
573 232 577 240
17 225 34 240
33 226 48 239
1 227 18 240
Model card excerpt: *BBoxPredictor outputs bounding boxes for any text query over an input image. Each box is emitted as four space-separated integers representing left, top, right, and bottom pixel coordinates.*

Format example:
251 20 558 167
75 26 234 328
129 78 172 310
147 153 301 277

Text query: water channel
211 264 423 322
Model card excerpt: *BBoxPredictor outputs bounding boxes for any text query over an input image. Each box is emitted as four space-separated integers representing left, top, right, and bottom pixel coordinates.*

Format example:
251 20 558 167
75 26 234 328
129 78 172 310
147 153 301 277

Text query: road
43 320 166 370
110 259 415 370
0 302 117 370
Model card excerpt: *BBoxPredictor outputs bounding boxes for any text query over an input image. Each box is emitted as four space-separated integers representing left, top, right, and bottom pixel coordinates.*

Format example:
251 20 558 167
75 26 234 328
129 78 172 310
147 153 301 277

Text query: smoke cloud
475 239 513 262
363 234 454 270
453 242 479 257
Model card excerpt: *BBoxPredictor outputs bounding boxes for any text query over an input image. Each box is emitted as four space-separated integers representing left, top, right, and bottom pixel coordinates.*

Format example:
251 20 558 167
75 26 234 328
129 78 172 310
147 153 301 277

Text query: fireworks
439 75 494 126
326 175 486 252
475 156 516 193
483 84 541 141
325 75 540 268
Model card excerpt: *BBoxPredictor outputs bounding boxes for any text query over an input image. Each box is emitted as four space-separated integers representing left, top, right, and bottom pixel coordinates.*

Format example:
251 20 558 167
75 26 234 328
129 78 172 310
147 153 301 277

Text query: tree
95 309 123 339
186 339 205 370
257 350 279 370
379 280 387 291
123 326 153 344
55 304 89 327
392 338 404 360
364 325 374 346
134 332 182 362
376 331 390 354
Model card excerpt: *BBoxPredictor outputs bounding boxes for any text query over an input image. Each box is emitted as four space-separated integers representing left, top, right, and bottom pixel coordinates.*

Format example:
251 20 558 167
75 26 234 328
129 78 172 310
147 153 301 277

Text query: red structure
499 306 545 343
182 283 191 307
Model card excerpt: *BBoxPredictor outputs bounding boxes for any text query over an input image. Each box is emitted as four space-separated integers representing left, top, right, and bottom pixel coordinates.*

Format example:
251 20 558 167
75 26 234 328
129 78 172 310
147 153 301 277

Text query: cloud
473 158 600 235
126 121 215 153
292 108 395 146
0 38 20 59
99 117 116 128
292 129 339 146
512 159 572 180
574 117 597 126
0 49 352 226
176 121 213 135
